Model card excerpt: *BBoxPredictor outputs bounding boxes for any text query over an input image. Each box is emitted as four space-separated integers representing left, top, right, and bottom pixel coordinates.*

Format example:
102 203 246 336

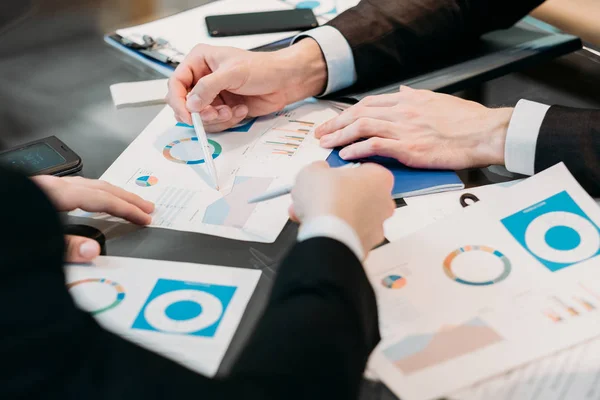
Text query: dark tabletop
1 2 600 399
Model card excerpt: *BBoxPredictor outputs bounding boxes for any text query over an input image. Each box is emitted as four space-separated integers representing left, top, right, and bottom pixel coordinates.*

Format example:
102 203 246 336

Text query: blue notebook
326 149 464 199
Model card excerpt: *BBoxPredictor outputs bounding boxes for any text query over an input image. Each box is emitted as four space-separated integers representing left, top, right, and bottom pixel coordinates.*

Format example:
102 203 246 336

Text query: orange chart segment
383 317 503 375
262 119 315 157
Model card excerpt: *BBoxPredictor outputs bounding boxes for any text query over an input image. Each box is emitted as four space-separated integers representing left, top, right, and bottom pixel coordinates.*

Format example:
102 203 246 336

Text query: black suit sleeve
534 106 600 197
326 0 546 90
0 166 379 400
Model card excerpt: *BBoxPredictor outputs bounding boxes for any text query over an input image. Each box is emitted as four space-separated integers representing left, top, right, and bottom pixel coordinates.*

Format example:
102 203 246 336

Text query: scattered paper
65 256 261 377
71 100 338 242
116 0 298 58
384 181 521 242
366 164 600 400
110 79 168 109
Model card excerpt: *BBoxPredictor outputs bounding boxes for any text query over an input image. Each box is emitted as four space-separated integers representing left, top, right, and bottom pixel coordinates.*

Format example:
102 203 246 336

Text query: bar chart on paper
257 118 315 158
71 101 339 242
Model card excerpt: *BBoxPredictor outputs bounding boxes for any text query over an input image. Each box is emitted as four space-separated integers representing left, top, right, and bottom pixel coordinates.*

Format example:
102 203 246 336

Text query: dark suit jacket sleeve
534 106 600 197
0 165 379 400
227 237 380 399
327 0 546 90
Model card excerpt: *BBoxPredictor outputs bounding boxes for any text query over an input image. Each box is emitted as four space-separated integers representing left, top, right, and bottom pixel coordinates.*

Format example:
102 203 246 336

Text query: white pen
247 163 361 204
191 112 219 190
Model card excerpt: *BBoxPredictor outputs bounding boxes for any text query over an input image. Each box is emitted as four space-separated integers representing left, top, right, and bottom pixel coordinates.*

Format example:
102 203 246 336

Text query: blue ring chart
443 245 512 286
524 211 600 264
143 290 224 334
163 137 222 165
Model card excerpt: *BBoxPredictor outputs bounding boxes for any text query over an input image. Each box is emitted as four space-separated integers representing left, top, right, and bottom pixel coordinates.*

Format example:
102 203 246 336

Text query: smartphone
206 9 318 37
0 136 82 176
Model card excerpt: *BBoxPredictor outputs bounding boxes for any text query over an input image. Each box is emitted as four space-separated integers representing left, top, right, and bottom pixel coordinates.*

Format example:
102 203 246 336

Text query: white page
116 0 297 55
110 79 168 109
384 181 521 242
65 256 261 377
452 337 600 400
366 163 600 400
71 100 337 242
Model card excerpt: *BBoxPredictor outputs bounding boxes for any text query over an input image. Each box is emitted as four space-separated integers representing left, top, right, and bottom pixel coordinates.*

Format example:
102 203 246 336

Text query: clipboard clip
120 34 185 66
460 193 480 208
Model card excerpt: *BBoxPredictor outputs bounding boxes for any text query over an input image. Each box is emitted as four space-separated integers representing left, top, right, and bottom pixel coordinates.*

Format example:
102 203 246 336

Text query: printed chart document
65 256 261 377
365 164 600 400
115 0 297 60
452 336 600 400
72 100 338 242
384 181 520 242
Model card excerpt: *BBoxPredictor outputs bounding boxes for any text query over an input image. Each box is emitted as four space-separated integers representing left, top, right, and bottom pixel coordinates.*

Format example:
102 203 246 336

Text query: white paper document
366 164 600 400
452 336 600 400
384 181 520 242
116 0 298 60
110 79 168 109
72 101 337 242
65 256 261 377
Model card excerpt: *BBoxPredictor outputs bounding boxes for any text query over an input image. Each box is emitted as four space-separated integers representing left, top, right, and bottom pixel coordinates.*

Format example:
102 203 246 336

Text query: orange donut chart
66 278 125 315
443 245 511 286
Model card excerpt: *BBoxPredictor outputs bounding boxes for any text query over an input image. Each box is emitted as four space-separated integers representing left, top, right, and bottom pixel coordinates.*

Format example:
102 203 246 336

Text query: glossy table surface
1 2 600 399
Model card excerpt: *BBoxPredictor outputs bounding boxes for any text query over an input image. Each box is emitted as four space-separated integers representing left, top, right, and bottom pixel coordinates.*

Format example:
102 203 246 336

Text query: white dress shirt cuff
292 25 357 96
504 99 551 176
297 215 364 261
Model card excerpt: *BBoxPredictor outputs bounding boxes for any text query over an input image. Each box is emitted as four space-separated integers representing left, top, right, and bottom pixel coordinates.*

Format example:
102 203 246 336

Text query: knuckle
355 118 371 131
360 95 376 106
368 137 383 151
394 105 418 118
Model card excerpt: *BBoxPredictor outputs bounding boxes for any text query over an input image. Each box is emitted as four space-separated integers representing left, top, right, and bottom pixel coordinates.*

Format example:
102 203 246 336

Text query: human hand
316 87 514 170
31 175 155 263
290 162 395 254
166 39 327 132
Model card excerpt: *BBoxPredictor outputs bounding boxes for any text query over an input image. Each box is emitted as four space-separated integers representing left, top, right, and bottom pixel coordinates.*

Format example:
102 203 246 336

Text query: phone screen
206 9 318 37
0 142 66 175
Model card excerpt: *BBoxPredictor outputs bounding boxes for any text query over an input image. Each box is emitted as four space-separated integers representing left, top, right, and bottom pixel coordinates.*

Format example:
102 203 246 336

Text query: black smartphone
0 136 82 176
206 9 318 37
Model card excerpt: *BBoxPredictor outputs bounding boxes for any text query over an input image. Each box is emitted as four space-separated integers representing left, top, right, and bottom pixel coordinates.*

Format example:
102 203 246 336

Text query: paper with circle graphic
502 190 600 272
364 164 600 400
70 101 338 242
65 256 261 377
132 279 235 337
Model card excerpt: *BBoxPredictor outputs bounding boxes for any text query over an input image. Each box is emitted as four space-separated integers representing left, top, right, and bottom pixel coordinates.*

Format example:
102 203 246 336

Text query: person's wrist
275 38 327 102
474 107 513 166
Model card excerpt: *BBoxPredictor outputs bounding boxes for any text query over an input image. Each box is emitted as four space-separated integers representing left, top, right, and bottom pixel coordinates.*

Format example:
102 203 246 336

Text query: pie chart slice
136 175 159 187
382 275 407 289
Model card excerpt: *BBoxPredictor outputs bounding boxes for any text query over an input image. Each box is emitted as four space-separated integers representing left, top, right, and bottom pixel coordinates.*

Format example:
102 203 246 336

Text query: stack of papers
71 100 339 242
66 256 261 377
115 0 297 59
109 0 361 76
365 164 600 400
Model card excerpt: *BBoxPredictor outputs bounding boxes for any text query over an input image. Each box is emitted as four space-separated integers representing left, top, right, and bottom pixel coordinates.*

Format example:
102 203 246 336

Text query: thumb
187 67 247 112
399 85 414 92
288 204 300 223
64 235 100 263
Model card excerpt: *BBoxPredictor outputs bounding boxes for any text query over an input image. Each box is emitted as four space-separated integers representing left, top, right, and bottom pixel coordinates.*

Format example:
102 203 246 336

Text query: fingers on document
338 137 400 160
64 177 154 225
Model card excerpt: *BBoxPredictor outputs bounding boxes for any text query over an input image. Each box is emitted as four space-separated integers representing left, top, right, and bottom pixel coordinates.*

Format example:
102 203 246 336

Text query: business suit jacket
0 166 379 400
327 0 547 90
327 1 600 196
536 106 600 196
